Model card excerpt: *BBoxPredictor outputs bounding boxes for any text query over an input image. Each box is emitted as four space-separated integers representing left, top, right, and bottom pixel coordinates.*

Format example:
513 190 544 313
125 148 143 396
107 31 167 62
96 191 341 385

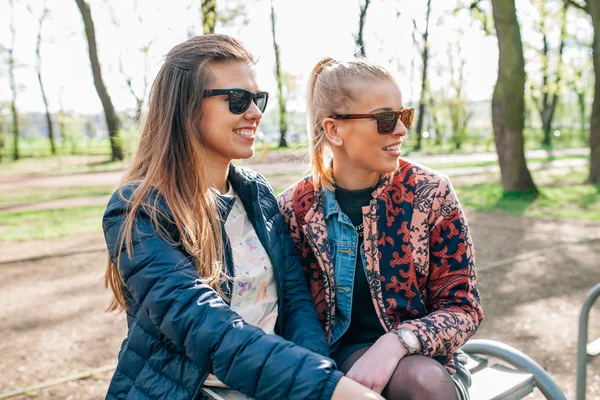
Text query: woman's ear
322 118 344 147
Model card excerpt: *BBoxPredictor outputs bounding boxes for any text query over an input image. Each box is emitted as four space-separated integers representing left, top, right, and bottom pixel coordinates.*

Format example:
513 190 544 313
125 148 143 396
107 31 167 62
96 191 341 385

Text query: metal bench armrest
463 339 566 400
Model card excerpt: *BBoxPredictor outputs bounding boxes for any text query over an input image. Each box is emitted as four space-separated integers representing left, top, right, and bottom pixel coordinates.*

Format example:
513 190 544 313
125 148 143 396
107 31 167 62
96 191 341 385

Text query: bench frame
463 339 566 400
201 282 600 400
201 339 564 400
576 282 600 400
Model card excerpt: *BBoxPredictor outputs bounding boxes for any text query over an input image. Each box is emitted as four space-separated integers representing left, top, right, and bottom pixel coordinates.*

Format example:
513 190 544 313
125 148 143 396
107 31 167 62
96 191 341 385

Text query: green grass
1 186 115 205
0 155 129 178
0 206 106 241
0 129 140 159
456 172 600 221
2 177 598 242
0 146 596 242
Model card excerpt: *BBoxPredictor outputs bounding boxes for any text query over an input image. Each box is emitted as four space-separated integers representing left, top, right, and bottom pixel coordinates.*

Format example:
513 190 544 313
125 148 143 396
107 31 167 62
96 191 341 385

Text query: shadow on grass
457 183 537 216
456 176 600 221
493 189 539 215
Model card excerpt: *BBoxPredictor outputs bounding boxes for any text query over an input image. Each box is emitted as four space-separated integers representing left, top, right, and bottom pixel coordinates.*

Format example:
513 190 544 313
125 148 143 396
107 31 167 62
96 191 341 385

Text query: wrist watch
396 328 422 355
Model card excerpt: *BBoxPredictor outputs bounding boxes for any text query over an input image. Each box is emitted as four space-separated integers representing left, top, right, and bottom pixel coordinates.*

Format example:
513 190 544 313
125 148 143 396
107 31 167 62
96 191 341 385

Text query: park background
0 0 599 398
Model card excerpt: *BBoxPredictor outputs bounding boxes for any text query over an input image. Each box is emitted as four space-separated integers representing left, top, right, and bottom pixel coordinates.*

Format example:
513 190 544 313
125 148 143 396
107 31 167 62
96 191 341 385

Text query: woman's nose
244 101 263 121
393 118 408 137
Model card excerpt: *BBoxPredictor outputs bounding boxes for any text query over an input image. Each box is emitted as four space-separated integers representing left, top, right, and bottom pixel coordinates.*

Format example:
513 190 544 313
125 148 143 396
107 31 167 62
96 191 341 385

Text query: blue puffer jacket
103 164 343 400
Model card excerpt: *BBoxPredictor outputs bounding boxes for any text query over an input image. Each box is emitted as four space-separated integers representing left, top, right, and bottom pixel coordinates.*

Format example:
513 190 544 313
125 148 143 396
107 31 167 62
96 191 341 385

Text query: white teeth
233 129 254 138
383 144 400 151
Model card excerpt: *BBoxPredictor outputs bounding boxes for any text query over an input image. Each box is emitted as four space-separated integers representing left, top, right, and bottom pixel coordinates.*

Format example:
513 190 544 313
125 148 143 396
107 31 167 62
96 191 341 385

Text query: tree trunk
541 104 556 146
59 115 68 151
587 3 599 181
491 0 537 193
588 0 600 183
134 98 143 126
0 118 5 162
539 0 552 147
202 0 216 35
427 91 443 146
538 3 566 147
577 91 587 141
8 0 19 160
355 0 371 57
123 71 143 126
270 0 288 148
414 0 432 151
447 40 468 151
460 108 473 151
74 0 123 161
35 7 56 155
10 99 19 161
39 74 55 155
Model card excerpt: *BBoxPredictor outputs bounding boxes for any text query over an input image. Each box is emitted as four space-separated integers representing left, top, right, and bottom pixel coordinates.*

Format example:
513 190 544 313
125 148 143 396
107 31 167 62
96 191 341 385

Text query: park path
0 148 589 213
0 147 589 189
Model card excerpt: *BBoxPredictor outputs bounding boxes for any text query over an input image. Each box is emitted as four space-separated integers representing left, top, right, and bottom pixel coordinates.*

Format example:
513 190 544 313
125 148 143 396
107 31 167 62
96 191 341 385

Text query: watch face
402 330 418 348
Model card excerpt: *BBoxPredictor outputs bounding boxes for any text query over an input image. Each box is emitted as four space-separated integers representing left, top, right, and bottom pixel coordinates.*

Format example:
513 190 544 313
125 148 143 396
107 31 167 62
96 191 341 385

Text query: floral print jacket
277 160 484 373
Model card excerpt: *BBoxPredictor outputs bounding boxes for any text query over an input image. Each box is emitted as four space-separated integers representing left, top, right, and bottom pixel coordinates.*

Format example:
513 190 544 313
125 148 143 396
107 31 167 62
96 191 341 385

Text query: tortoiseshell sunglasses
329 108 415 134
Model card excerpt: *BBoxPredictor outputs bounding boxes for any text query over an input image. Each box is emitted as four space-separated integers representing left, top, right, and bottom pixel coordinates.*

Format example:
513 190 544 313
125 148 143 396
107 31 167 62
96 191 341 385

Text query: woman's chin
233 146 255 160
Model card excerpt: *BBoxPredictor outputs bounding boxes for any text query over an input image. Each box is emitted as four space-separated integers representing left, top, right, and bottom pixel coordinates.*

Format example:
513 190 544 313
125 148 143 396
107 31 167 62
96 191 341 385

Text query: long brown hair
105 35 254 312
306 57 394 190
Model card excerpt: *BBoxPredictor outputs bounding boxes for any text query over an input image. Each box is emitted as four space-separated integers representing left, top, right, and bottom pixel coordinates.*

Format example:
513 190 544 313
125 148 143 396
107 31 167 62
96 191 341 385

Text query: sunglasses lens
229 90 251 114
377 112 398 134
401 109 414 129
255 92 268 113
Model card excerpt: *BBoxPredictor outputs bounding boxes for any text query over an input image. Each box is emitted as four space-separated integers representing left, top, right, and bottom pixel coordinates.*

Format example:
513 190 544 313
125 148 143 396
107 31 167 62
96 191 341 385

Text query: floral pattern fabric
205 187 278 389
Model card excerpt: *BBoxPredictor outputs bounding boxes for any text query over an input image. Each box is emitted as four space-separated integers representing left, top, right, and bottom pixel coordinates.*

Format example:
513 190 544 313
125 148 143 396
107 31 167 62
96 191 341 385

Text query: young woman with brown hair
103 36 381 400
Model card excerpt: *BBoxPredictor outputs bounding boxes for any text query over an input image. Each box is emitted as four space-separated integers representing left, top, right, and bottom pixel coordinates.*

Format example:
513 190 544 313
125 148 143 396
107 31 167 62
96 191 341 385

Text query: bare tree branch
202 0 217 34
8 0 20 160
354 0 371 57
270 0 288 147
565 0 588 12
31 0 56 155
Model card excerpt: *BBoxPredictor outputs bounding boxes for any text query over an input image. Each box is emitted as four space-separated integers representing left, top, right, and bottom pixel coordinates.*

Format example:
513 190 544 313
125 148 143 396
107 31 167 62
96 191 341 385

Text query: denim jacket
321 187 369 348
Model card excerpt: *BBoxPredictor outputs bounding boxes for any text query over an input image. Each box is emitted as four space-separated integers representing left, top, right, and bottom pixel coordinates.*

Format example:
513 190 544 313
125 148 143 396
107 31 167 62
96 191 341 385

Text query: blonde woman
103 37 381 400
278 58 484 400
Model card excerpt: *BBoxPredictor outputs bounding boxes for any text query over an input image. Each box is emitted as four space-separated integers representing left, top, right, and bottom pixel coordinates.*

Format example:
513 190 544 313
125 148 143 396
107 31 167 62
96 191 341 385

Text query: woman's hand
345 332 408 394
331 376 385 400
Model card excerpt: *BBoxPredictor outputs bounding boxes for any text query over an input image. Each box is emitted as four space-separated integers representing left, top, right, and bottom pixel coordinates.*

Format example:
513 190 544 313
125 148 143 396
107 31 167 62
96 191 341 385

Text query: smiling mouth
383 143 401 151
233 128 255 138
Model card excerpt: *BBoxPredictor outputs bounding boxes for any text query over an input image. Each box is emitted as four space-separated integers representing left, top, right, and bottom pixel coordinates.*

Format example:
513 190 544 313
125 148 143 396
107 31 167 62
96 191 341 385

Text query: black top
335 185 386 346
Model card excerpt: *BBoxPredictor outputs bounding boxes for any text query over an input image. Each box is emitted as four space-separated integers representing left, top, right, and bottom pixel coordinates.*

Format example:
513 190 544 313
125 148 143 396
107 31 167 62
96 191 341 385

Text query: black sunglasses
203 88 269 114
329 108 415 134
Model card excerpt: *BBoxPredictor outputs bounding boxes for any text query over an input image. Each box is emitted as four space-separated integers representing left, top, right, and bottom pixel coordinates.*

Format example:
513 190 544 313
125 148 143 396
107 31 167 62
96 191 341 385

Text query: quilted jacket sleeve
395 177 484 357
103 187 343 400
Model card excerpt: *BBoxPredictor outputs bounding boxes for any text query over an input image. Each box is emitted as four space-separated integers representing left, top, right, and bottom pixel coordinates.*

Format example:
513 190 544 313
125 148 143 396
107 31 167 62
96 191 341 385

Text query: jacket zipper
193 372 210 400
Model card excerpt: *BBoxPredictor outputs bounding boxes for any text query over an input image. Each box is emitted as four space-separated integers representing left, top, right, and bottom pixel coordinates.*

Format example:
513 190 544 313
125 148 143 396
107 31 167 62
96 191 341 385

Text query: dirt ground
1 212 599 400
1 151 599 399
